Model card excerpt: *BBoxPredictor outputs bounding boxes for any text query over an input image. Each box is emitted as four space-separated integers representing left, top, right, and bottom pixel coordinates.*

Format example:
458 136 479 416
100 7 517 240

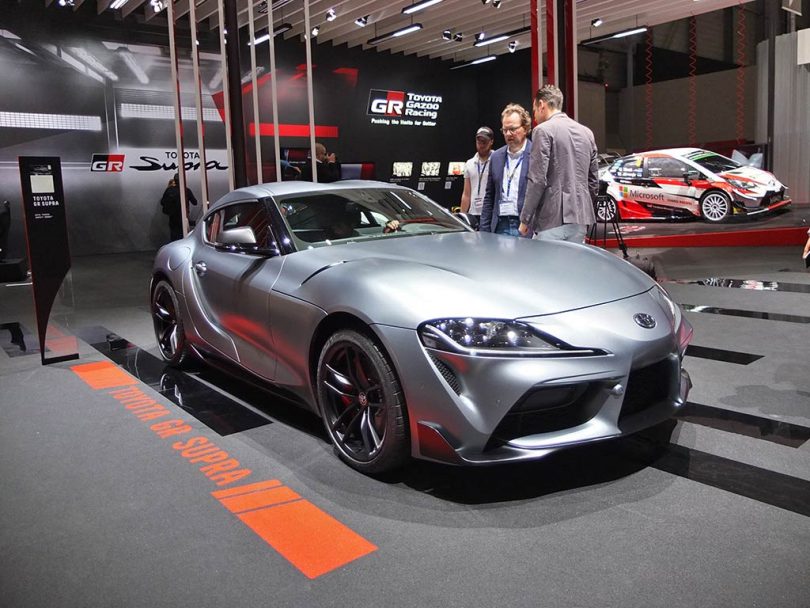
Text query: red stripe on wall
249 123 339 138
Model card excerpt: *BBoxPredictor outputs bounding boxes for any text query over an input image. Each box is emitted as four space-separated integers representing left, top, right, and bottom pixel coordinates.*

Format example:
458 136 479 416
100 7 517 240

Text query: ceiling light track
367 23 423 46
402 0 444 15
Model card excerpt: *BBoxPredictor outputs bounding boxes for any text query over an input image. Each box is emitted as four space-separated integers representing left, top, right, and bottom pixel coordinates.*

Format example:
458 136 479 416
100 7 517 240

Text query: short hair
500 103 531 130
315 142 327 156
534 84 564 110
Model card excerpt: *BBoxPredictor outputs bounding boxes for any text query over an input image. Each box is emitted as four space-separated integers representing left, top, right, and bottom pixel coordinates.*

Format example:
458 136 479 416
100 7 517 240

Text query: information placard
18 156 78 365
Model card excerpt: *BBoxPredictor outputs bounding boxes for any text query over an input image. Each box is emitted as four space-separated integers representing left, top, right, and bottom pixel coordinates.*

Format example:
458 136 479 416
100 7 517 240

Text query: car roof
210 180 408 209
633 147 704 159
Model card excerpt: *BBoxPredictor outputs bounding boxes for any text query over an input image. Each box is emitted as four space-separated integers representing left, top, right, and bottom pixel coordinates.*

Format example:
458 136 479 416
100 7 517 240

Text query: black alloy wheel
151 279 190 366
596 195 619 223
316 329 409 474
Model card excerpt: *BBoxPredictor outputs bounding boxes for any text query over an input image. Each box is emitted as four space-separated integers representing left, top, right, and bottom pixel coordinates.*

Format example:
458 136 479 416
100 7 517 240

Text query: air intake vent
428 353 461 395
620 358 673 420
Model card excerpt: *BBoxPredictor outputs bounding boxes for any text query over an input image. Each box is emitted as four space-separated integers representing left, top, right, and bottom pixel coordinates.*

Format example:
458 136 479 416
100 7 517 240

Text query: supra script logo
91 154 125 172
368 89 405 116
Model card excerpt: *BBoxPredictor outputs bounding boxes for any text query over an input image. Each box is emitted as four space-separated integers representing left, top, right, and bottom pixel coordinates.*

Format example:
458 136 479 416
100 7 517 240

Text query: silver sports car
151 181 693 474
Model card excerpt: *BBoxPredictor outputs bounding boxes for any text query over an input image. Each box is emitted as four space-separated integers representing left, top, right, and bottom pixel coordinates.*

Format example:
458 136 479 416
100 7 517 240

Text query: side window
204 201 271 247
612 156 644 180
647 157 690 178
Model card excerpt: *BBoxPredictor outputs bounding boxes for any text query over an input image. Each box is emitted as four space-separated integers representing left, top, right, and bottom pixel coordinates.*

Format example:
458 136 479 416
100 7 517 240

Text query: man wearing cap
459 126 494 230
480 103 533 237
519 85 597 243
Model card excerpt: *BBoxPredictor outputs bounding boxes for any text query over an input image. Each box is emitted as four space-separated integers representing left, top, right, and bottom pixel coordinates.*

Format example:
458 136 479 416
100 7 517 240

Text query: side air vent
428 353 462 395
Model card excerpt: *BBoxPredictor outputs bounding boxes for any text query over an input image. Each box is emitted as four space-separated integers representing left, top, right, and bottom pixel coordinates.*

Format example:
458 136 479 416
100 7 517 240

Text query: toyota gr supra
598 148 791 223
151 181 693 474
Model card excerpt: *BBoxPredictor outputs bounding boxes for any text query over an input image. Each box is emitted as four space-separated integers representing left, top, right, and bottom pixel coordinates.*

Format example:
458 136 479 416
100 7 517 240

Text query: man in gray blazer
518 85 598 243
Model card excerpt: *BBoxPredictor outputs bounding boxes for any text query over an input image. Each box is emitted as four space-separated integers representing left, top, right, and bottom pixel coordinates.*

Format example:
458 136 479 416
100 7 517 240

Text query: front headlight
418 318 601 357
726 178 751 191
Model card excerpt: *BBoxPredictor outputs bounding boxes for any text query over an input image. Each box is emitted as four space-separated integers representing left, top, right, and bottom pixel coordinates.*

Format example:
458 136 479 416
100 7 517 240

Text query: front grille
619 358 673 420
486 383 601 447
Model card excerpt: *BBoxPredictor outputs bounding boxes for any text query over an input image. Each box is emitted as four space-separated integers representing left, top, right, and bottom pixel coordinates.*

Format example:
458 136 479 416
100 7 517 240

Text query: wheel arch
308 312 382 396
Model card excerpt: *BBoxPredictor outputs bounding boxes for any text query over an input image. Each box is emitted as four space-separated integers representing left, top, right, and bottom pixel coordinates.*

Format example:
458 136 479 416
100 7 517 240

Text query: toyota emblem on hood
633 313 656 329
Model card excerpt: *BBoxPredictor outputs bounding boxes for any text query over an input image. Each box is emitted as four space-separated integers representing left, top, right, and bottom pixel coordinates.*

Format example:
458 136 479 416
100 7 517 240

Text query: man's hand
518 222 530 236
326 152 337 163
383 219 401 234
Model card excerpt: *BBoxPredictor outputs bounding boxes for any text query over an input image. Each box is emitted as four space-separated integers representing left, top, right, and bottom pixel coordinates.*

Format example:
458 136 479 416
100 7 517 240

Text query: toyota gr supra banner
598 148 791 223
151 181 692 474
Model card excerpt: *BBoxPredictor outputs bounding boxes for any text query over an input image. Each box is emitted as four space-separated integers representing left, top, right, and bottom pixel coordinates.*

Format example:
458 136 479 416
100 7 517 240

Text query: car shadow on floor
385 420 678 505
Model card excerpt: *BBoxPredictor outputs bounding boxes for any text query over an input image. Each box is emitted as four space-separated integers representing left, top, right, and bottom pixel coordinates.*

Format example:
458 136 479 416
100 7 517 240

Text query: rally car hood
719 166 785 190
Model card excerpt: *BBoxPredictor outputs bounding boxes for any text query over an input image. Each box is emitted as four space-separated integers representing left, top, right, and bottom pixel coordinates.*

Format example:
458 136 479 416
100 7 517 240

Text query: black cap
475 126 494 141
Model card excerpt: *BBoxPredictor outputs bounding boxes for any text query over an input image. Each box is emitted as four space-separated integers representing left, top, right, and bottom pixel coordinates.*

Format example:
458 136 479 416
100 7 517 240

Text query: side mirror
220 226 257 245
683 170 700 184
454 212 472 226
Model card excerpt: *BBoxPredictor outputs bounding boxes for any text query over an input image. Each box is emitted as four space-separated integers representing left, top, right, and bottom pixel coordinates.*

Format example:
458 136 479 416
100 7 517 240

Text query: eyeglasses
501 126 523 134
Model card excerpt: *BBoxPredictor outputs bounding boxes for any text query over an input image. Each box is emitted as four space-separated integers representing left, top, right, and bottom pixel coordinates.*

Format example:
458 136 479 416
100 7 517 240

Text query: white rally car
598 148 791 223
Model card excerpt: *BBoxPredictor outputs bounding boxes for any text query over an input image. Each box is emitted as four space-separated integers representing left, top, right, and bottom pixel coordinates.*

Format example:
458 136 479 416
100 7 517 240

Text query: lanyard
475 157 489 197
504 152 524 198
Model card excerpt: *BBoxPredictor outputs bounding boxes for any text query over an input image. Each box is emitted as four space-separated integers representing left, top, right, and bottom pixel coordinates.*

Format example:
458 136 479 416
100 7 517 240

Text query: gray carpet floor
1 246 808 608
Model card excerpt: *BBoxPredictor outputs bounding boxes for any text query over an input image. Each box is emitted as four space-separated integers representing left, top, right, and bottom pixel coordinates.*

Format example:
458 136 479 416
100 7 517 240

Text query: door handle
193 261 207 276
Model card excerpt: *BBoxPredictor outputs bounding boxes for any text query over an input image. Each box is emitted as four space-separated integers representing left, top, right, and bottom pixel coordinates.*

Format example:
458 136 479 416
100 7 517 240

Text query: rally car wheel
700 191 731 223
596 196 619 223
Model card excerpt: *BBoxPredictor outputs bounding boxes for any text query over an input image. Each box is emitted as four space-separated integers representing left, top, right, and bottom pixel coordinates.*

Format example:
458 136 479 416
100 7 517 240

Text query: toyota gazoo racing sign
90 154 126 172
367 89 442 127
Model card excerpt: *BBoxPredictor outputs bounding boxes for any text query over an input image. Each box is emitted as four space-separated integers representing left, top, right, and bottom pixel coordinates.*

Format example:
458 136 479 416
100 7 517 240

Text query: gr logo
367 89 405 116
91 154 125 172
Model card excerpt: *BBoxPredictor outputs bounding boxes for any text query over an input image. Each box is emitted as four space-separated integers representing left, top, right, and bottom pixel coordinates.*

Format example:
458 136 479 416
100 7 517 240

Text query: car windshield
687 151 740 174
276 187 468 248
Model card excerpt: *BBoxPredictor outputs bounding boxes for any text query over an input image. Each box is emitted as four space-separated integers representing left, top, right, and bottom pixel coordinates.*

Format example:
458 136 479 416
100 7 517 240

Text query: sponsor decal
70 360 377 578
90 154 125 172
620 185 666 202
367 88 442 127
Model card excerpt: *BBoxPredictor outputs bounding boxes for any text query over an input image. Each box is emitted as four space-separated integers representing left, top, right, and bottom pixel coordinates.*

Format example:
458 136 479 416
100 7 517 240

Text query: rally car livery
598 148 791 223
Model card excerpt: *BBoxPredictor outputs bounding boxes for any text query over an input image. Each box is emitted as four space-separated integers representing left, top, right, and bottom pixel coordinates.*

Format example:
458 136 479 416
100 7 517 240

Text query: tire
316 329 409 474
596 195 619 223
151 279 190 366
700 191 731 223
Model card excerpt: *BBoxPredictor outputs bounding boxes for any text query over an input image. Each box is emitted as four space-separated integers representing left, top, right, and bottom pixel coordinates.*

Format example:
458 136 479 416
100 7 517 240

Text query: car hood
719 166 784 190
275 231 655 327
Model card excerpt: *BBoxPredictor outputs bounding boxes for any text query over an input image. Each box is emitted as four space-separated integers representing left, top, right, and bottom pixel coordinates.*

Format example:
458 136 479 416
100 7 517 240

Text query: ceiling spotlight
110 0 130 9
454 32 463 42
492 0 501 7
442 29 452 41
355 15 369 27
150 0 165 12
476 31 486 42
311 25 320 37
58 0 76 5
508 40 518 53
481 0 490 4
326 8 337 22
591 18 603 27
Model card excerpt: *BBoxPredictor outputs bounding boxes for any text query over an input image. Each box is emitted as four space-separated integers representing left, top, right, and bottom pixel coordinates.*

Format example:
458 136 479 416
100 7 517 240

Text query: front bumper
375 291 693 465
